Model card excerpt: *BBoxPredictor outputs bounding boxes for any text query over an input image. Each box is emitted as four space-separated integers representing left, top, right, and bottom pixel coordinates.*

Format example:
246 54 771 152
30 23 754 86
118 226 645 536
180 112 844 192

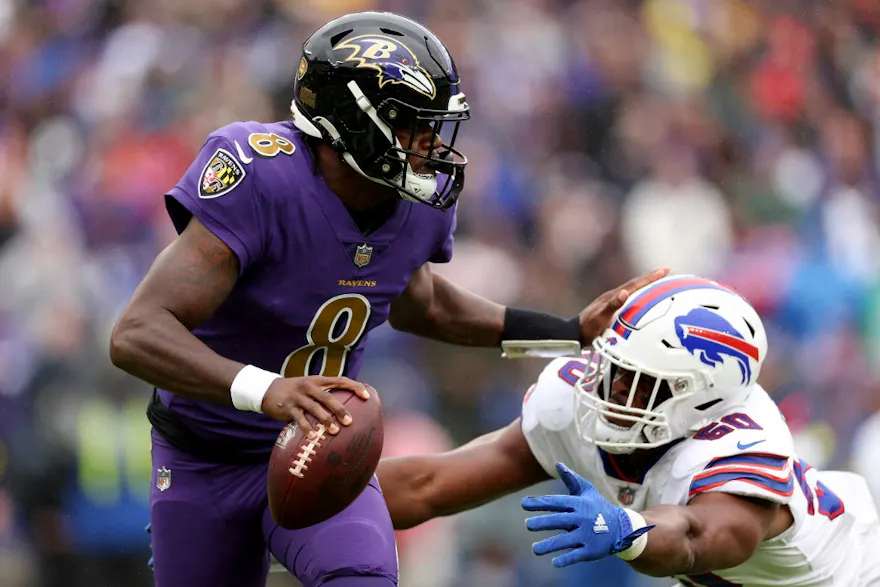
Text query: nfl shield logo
156 467 172 492
353 244 373 267
618 486 635 506
275 423 297 449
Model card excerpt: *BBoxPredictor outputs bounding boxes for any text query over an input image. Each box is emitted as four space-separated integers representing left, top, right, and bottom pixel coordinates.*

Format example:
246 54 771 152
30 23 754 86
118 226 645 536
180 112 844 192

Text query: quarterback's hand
578 267 670 343
522 463 654 568
261 376 370 437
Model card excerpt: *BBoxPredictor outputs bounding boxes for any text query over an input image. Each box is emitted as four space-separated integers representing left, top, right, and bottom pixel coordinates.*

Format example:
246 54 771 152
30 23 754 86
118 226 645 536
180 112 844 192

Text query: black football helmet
291 12 469 211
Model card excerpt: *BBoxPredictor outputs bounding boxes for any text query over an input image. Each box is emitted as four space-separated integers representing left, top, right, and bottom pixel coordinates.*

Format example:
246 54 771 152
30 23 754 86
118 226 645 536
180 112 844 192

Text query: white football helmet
574 275 768 454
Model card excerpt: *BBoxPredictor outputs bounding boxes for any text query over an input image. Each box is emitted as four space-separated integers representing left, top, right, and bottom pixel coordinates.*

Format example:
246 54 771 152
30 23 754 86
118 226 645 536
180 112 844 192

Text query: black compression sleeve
501 307 582 345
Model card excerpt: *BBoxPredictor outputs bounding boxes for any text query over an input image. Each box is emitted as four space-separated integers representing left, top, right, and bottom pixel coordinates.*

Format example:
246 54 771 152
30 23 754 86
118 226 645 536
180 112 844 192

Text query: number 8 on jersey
281 294 372 378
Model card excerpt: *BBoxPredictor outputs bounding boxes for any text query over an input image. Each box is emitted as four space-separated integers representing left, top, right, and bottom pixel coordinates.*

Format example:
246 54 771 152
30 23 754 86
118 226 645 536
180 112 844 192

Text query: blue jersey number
557 360 586 386
693 413 763 441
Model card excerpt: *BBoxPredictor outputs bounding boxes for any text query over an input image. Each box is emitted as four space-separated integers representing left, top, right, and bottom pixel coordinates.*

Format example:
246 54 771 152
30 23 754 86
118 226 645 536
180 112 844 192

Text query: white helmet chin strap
290 83 438 203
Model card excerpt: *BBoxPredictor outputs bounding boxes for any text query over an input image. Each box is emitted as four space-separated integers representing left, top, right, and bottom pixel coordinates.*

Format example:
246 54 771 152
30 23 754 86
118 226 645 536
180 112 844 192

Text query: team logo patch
156 467 172 492
674 308 760 385
353 243 373 267
333 34 437 99
199 148 246 199
618 486 636 506
297 57 308 80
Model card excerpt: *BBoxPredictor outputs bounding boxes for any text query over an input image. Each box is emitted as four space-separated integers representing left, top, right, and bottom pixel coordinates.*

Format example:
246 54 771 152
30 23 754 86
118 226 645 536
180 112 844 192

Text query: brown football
267 385 384 530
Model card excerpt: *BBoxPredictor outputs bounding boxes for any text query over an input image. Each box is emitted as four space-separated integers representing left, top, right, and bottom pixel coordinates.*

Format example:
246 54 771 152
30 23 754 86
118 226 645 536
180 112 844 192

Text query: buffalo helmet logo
674 308 760 385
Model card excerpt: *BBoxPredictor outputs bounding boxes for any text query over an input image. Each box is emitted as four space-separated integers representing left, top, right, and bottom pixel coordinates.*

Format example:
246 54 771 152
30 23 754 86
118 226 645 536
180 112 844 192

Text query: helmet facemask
292 80 468 211
574 337 709 454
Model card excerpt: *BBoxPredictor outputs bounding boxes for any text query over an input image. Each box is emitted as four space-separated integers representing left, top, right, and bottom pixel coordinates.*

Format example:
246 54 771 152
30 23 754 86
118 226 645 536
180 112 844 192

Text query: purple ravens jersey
157 121 455 452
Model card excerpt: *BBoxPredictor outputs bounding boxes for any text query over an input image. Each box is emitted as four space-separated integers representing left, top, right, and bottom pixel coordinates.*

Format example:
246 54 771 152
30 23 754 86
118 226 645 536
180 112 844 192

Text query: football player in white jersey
377 275 880 586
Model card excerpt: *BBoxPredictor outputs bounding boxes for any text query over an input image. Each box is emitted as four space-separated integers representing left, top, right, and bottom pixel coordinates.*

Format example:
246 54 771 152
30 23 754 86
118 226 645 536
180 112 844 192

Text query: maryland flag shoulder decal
198 148 246 199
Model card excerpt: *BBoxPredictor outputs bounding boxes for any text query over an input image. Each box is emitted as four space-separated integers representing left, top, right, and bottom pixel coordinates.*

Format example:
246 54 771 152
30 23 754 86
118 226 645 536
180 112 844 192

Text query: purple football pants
149 430 398 587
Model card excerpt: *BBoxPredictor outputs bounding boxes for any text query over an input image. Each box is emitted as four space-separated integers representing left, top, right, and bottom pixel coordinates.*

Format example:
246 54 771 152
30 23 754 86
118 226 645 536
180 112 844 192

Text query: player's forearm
391 267 582 347
420 276 506 346
623 505 701 576
110 308 244 403
379 447 509 528
630 503 755 577
390 270 505 346
626 493 772 577
377 455 455 529
378 423 547 529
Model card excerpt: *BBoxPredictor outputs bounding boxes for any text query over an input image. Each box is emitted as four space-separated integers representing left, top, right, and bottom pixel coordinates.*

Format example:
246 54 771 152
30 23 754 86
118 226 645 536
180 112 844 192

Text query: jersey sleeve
429 204 457 263
165 128 268 274
520 357 587 478
674 394 797 506
688 453 794 503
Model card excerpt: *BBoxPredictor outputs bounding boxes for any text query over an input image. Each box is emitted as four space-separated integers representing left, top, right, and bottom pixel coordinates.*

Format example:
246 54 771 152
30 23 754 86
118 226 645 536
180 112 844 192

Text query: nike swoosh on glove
521 462 654 568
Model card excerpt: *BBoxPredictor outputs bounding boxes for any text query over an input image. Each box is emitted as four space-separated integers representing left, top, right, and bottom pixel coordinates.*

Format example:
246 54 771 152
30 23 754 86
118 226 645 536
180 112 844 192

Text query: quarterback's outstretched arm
388 263 669 348
630 492 780 576
388 263 506 347
377 419 550 529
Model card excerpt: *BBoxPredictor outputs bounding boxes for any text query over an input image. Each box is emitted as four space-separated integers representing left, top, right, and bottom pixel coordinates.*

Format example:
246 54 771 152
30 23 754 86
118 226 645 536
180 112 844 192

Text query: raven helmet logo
674 307 760 385
333 34 437 99
353 244 373 267
297 57 307 80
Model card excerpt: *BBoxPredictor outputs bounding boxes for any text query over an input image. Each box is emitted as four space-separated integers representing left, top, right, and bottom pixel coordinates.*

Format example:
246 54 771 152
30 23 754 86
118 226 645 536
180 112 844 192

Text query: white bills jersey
521 357 880 587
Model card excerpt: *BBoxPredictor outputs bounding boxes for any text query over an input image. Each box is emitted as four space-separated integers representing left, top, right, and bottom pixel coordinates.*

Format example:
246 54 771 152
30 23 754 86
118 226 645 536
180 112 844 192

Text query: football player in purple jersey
109 11 668 587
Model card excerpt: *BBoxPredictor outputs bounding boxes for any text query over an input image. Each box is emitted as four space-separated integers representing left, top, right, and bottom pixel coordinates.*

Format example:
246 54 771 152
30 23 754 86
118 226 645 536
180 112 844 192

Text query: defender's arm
109 216 245 402
377 418 550 529
630 492 780 576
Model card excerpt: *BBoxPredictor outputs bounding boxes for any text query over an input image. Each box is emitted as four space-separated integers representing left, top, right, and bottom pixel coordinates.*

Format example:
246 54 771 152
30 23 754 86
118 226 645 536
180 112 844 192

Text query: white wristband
616 508 650 561
230 365 281 413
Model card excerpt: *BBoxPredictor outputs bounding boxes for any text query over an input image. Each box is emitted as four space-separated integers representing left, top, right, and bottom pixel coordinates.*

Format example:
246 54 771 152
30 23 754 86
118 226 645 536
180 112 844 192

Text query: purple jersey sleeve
429 204 457 263
165 134 267 274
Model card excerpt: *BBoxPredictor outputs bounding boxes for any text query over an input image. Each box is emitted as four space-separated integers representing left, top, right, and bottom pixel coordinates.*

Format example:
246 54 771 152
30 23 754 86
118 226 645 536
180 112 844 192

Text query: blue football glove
521 462 654 568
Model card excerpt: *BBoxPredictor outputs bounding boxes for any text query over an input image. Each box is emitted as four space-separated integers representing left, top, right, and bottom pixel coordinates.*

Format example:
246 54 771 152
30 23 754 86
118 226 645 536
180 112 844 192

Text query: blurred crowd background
1 0 880 585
